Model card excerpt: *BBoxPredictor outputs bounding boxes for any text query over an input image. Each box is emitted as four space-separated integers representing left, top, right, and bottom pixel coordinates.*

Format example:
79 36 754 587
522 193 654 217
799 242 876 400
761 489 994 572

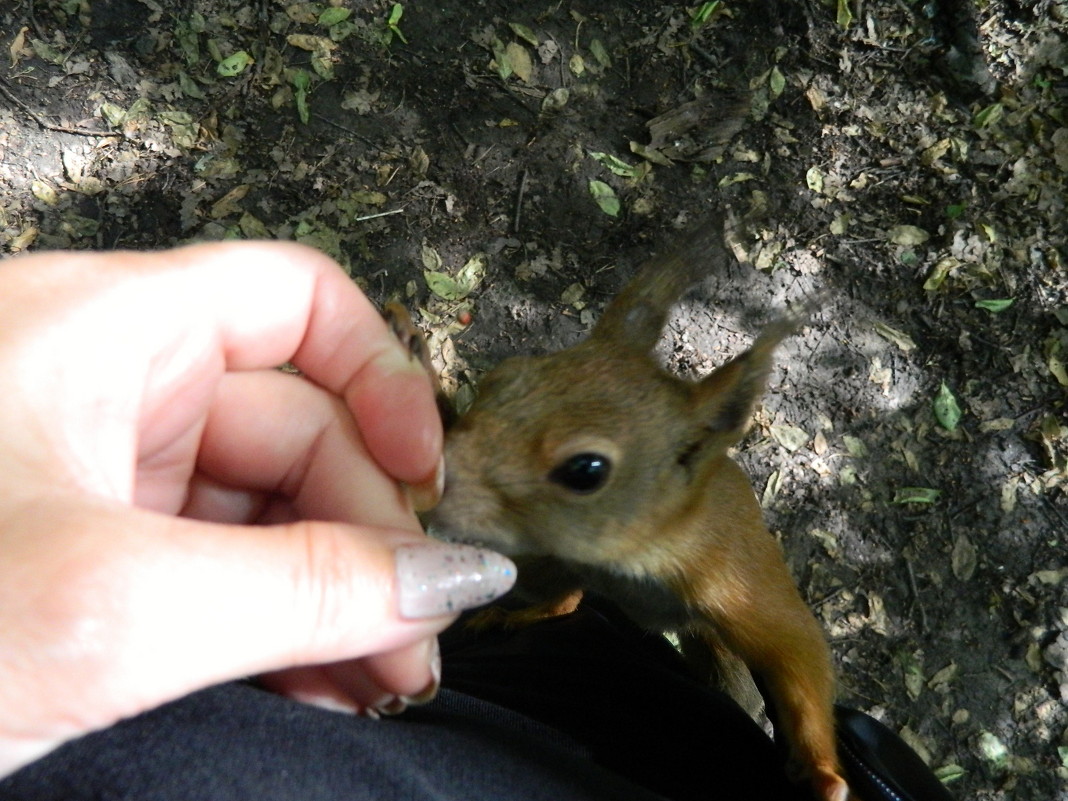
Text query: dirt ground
2 0 1066 798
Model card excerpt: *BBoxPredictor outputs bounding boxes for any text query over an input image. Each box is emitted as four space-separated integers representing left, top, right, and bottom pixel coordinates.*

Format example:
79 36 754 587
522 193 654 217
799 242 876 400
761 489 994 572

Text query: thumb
0 498 515 773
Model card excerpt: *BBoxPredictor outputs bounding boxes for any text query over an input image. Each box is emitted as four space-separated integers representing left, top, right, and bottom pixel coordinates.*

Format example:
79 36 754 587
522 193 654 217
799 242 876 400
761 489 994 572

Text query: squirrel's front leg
668 457 849 801
682 555 848 801
683 568 850 798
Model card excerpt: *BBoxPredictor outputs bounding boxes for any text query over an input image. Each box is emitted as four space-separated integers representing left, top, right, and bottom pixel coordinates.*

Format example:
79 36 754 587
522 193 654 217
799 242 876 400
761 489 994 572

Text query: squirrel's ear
590 225 727 354
689 316 801 447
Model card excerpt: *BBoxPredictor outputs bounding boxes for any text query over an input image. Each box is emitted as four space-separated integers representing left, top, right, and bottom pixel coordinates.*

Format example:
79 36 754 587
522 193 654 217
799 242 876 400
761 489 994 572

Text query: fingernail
379 340 428 378
382 638 441 714
401 638 441 707
408 455 445 513
374 695 408 716
298 695 360 715
395 542 516 619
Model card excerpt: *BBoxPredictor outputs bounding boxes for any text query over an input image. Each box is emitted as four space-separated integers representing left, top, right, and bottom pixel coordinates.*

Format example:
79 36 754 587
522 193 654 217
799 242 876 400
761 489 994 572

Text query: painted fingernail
395 542 516 619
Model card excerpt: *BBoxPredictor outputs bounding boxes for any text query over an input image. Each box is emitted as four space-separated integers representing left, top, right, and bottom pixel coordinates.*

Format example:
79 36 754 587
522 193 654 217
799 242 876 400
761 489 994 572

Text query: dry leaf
771 422 811 452
888 224 930 246
9 225 38 251
761 469 782 507
421 243 443 271
867 592 890 635
31 180 59 206
979 417 1014 433
504 41 532 82
560 282 585 309
1000 476 1019 513
874 321 917 352
951 534 977 580
286 34 336 52
810 528 840 559
927 662 959 691
1031 568 1068 585
869 357 892 394
902 651 925 700
9 25 29 66
899 727 933 765
842 435 868 458
210 184 250 218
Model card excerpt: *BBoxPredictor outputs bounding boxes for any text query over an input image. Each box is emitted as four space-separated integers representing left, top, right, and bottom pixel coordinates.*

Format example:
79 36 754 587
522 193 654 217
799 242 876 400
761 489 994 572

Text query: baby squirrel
390 224 850 801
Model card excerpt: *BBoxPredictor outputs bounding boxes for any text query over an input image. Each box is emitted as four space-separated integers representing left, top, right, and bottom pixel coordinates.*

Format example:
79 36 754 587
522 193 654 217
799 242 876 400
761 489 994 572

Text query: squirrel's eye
548 452 612 494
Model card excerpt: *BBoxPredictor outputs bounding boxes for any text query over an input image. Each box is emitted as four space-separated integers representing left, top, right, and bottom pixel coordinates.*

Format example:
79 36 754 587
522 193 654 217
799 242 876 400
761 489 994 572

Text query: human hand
0 241 515 778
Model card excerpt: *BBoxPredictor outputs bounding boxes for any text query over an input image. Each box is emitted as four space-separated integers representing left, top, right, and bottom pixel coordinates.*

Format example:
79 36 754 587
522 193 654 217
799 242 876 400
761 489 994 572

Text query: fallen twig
513 168 528 234
0 76 120 138
354 208 405 222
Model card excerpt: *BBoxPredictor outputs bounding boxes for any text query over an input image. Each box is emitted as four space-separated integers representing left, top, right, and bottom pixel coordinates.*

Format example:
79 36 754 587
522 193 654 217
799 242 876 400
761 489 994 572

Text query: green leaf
389 4 408 41
589 38 611 68
977 732 1009 767
311 52 335 80
424 254 486 301
425 272 461 300
319 7 351 26
289 68 312 123
491 38 513 81
901 651 924 700
319 7 351 27
100 101 127 127
768 66 786 100
975 298 1014 313
217 50 253 77
973 103 1004 129
30 38 64 65
175 18 201 66
290 68 311 91
588 180 620 217
836 0 854 28
629 140 674 167
806 166 824 193
561 282 586 309
178 71 206 99
893 487 942 505
923 257 957 291
589 151 641 178
691 1 721 30
934 382 962 431
508 22 539 47
934 764 965 784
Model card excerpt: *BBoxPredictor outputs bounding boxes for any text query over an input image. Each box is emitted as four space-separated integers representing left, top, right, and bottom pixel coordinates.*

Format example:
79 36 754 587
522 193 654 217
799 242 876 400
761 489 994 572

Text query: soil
2 0 1066 798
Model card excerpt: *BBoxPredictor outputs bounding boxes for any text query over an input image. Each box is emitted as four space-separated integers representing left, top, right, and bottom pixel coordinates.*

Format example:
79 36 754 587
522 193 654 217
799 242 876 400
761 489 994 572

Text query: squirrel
387 223 850 801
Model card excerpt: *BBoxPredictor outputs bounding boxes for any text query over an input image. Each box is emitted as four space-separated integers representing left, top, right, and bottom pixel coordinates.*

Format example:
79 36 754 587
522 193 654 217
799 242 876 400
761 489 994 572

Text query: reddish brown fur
406 226 850 801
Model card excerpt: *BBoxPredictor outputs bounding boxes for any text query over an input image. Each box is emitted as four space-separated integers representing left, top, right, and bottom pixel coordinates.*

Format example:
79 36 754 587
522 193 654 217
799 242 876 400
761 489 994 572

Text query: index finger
154 241 442 486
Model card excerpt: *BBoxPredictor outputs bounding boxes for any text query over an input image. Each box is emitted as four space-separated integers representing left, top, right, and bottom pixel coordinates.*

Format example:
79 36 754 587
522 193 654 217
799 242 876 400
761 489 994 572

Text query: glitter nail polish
395 542 516 619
